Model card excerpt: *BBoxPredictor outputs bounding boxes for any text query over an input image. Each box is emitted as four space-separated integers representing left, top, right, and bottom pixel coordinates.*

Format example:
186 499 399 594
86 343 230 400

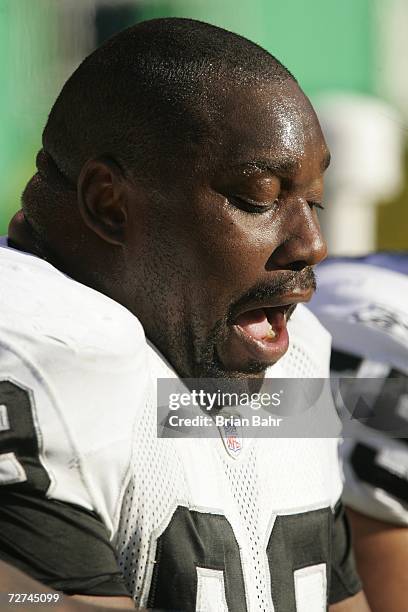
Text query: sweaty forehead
211 79 326 174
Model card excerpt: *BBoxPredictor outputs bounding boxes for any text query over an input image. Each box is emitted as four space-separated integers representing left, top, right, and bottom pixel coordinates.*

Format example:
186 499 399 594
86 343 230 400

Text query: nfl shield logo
220 419 243 459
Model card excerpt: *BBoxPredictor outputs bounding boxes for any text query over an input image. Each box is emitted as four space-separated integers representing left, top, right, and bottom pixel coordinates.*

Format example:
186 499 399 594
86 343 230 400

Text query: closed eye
230 196 279 214
308 201 325 210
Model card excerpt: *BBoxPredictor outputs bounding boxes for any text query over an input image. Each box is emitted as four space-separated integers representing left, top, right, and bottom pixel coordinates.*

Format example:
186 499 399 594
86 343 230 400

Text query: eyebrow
231 150 331 176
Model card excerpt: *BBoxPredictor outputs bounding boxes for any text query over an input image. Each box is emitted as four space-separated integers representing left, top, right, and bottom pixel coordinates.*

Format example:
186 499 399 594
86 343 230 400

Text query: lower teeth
265 325 276 340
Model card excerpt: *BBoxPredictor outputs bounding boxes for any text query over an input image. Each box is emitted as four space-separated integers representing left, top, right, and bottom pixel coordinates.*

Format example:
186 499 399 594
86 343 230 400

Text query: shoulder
0 243 150 532
312 257 408 309
0 242 144 360
309 257 408 524
309 258 408 373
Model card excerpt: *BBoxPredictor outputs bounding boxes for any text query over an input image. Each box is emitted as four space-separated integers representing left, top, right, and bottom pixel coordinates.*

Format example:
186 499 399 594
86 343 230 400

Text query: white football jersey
0 240 347 610
117 309 344 611
310 256 408 526
0 238 148 536
310 258 408 375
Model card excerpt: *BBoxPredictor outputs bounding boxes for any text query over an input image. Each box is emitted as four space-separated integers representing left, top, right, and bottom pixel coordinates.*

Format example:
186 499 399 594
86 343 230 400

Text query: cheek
192 204 281 284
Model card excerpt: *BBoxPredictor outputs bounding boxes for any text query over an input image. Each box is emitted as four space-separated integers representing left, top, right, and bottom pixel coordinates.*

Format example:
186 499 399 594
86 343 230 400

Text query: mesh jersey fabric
0 240 353 608
117 305 346 611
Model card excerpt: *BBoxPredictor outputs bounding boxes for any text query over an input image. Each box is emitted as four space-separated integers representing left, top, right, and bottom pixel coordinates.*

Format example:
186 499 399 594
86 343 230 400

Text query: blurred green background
1 0 407 248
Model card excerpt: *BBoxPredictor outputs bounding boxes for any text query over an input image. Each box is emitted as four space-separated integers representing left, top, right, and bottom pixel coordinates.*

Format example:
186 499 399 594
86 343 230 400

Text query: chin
197 352 269 379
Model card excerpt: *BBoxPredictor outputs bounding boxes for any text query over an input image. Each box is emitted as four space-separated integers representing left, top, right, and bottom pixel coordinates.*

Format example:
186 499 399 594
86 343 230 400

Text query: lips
217 289 314 372
231 303 291 364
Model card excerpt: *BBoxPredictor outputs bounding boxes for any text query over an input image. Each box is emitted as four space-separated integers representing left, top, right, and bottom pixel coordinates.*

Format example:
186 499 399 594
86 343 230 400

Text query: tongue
235 309 272 340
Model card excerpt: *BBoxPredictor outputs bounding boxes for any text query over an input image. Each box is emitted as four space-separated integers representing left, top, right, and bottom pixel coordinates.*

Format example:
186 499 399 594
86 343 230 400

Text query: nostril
288 260 307 272
265 250 308 272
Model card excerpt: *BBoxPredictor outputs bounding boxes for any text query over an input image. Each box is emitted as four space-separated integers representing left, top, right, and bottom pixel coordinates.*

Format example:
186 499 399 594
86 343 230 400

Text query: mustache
228 266 316 319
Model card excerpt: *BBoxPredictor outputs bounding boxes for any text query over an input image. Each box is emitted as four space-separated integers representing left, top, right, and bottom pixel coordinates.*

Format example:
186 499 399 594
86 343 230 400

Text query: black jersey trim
351 443 408 503
329 500 362 604
0 490 129 597
330 350 362 373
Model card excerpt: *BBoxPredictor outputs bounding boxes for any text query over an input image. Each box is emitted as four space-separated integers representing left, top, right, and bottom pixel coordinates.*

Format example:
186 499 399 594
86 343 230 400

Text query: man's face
125 79 329 378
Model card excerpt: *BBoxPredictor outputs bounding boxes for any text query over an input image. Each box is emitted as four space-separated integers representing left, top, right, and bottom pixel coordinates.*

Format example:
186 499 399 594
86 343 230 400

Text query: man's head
20 18 329 378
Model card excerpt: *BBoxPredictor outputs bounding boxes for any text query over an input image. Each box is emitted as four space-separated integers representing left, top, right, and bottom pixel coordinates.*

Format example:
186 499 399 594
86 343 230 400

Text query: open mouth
233 304 295 346
215 288 314 373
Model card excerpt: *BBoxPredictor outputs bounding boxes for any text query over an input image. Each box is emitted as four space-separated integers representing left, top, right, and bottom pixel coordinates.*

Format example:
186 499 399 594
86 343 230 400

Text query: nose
266 200 327 271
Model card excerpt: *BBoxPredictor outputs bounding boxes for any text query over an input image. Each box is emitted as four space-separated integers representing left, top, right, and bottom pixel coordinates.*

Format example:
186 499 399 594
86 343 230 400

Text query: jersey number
148 505 330 611
0 380 50 491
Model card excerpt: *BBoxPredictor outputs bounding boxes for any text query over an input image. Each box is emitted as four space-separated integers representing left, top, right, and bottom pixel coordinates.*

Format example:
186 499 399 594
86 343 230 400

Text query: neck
8 210 51 261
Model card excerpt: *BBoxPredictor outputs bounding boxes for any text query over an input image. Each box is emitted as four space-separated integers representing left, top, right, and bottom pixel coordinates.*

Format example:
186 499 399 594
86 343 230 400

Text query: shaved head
16 18 328 379
24 18 294 229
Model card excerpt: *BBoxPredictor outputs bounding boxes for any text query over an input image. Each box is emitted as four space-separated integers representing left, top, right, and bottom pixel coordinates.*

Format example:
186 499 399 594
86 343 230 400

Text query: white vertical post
315 94 403 256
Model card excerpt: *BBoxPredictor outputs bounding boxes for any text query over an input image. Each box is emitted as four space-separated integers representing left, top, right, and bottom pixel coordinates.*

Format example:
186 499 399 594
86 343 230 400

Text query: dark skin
13 80 327 379
90 80 328 380
346 507 408 612
8 78 370 610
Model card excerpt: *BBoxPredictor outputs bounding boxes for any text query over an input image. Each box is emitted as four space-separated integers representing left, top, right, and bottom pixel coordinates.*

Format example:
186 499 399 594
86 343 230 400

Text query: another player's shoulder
0 240 144 361
309 255 408 373
312 255 408 314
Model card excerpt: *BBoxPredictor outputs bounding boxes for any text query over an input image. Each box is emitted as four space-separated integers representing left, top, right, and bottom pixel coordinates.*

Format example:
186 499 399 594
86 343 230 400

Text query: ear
77 157 129 246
